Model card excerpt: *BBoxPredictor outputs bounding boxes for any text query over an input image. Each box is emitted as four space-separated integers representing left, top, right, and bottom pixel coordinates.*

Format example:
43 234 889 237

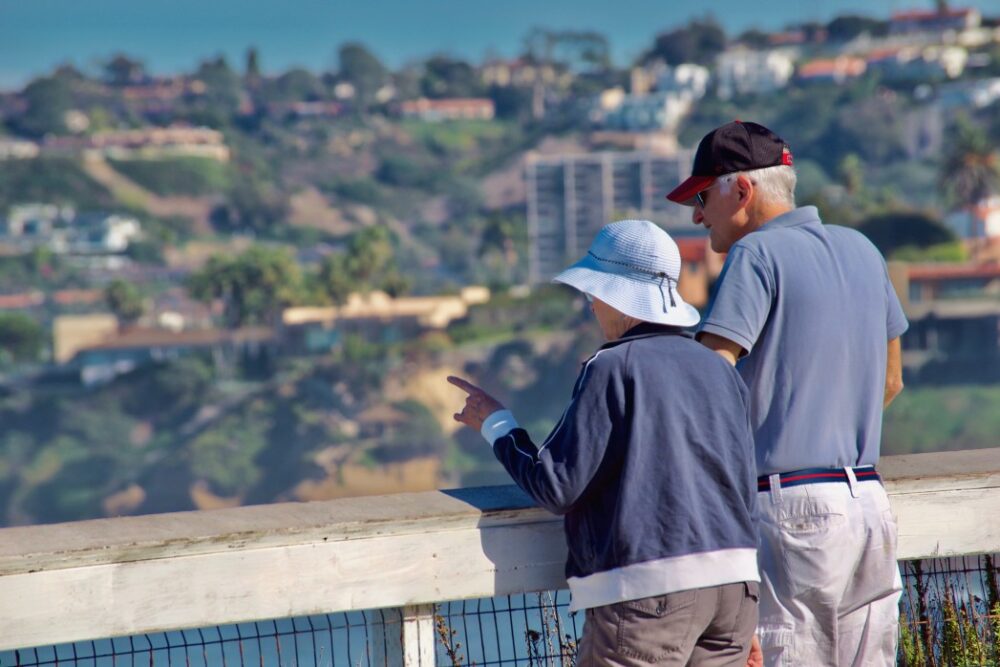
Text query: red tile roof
51 289 104 306
676 237 708 264
891 8 975 21
0 292 45 309
908 263 1000 281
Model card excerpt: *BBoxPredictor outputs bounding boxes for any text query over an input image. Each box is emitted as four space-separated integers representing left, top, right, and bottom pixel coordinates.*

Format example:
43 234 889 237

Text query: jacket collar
599 322 692 351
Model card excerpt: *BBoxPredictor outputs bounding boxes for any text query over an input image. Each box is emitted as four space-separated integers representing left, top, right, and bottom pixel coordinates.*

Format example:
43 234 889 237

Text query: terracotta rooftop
51 289 104 306
891 8 976 21
676 237 708 264
798 58 866 78
908 263 1000 281
0 292 45 309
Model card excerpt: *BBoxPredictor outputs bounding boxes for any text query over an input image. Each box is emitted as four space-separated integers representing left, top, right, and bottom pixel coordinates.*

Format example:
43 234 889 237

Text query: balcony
2 448 1000 665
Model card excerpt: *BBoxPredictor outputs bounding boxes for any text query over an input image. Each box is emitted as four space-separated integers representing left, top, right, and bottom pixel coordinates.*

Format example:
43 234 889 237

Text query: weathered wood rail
2 448 999 661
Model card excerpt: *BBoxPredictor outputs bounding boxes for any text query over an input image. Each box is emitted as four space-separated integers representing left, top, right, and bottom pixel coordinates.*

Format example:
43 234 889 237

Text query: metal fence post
369 604 436 666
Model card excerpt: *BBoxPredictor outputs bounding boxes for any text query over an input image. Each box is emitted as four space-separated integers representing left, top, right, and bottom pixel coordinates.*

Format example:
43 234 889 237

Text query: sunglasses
694 181 722 209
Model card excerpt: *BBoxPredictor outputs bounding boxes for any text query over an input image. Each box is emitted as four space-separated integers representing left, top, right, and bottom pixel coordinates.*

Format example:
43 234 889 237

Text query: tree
522 29 611 72
103 54 145 86
15 76 73 138
192 56 243 120
420 56 483 99
856 211 956 257
212 178 289 233
370 399 448 462
245 47 261 88
837 154 865 196
825 16 888 42
262 68 324 103
0 313 44 363
735 29 772 49
820 95 908 168
643 19 726 66
104 279 144 326
941 116 1000 208
318 226 409 304
488 84 533 120
337 43 388 110
187 246 305 327
375 155 441 190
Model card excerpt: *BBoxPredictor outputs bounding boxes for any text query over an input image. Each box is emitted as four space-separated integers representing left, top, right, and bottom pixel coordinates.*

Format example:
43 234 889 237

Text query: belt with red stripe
757 465 881 491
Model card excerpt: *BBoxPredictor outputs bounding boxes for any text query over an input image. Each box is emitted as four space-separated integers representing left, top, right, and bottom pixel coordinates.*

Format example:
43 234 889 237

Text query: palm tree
940 116 1000 209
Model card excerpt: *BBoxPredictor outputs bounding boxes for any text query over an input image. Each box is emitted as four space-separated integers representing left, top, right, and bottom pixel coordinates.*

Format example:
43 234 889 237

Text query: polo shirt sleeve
883 261 909 340
698 246 774 355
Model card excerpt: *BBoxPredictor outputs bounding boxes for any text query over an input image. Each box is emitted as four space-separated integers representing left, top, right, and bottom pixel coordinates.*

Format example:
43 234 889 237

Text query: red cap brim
666 175 716 206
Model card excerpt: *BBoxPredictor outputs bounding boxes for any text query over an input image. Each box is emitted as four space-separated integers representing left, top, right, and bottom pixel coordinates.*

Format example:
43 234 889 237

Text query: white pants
756 475 902 666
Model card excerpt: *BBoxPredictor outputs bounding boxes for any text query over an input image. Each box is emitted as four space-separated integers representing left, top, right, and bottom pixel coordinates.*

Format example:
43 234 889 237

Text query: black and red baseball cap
666 120 793 205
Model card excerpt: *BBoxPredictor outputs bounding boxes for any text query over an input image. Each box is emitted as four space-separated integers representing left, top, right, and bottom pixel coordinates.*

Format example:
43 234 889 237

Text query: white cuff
480 409 519 446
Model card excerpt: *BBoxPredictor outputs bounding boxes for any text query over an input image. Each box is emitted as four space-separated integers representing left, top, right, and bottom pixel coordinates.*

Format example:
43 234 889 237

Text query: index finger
447 375 484 395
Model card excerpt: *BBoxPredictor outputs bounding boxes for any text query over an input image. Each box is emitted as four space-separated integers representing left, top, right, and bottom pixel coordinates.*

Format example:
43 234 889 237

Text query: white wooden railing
2 448 1000 663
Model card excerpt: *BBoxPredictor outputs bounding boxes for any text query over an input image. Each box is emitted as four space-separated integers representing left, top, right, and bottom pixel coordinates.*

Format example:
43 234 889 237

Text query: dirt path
82 155 217 233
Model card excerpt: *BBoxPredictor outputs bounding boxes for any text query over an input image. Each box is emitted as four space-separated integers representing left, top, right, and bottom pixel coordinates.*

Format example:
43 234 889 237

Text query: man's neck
751 202 795 230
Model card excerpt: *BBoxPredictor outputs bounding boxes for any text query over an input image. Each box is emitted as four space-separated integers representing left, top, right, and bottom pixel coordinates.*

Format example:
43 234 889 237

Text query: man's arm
884 337 903 408
698 332 745 367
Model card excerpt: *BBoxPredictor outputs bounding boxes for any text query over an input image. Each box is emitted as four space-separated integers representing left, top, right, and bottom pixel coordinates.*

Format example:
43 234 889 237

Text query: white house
715 48 796 100
601 92 694 133
946 196 1000 240
0 138 39 160
70 213 142 254
656 64 710 99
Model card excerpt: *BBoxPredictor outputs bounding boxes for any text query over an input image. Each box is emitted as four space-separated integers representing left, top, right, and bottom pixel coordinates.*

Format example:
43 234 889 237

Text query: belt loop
768 473 783 504
845 466 860 498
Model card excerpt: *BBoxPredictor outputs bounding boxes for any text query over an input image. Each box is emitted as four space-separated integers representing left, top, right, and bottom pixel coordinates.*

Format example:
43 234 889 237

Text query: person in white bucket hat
449 219 761 667
553 218 700 329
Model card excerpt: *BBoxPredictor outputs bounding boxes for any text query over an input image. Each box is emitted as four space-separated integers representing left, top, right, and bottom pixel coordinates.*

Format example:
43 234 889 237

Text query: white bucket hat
553 219 700 328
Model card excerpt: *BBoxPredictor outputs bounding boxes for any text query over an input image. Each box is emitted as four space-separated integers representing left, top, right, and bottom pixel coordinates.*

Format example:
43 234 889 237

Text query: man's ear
735 174 754 208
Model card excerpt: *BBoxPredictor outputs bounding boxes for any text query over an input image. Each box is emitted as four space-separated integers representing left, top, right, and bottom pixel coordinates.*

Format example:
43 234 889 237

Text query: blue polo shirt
699 206 908 476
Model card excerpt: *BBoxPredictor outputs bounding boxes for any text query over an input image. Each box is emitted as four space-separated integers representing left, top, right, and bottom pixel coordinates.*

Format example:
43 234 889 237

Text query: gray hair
719 165 797 209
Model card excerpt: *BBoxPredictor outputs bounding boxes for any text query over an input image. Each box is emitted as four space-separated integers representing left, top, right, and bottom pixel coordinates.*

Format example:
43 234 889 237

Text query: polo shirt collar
758 205 821 231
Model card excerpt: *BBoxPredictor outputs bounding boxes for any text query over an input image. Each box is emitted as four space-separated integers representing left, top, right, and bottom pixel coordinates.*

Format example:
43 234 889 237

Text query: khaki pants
756 478 901 666
577 582 759 666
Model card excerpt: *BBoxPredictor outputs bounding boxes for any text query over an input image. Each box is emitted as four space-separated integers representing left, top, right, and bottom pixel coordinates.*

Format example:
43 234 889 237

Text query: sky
1 0 997 89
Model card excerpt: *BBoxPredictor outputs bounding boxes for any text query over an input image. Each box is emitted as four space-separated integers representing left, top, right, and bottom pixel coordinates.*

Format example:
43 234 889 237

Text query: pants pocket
776 511 847 596
758 624 795 667
616 591 697 663
728 581 760 645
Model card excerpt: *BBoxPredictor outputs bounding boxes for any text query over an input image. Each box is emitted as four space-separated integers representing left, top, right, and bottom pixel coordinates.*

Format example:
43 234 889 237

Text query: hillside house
281 287 491 354
399 98 495 122
715 48 796 100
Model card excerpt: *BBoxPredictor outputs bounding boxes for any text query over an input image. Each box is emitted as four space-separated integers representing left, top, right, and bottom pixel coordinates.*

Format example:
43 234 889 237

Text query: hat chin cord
657 273 677 314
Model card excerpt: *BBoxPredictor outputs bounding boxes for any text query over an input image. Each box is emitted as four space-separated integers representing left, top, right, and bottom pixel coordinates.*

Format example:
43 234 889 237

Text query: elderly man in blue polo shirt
667 121 907 666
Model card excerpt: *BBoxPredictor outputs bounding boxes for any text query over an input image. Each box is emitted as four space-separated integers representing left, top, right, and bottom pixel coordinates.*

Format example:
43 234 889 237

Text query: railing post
369 604 436 666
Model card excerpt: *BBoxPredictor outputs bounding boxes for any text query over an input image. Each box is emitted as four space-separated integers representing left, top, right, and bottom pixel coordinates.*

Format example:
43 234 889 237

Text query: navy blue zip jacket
486 323 759 610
